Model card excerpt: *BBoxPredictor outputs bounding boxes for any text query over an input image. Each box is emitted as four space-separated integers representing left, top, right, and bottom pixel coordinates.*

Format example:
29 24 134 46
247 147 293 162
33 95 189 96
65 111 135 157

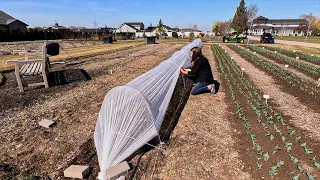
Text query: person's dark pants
191 82 211 95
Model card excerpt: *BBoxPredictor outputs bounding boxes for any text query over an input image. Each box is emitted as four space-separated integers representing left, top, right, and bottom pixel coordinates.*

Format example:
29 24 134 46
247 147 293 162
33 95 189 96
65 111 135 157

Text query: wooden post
15 64 24 92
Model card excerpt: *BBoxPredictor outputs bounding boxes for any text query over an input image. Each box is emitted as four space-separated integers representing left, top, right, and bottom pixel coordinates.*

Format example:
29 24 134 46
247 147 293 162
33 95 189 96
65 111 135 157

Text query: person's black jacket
186 56 214 84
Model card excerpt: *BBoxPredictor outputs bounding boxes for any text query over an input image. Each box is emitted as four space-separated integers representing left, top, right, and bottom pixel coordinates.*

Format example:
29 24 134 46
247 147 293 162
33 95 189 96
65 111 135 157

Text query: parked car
260 33 274 43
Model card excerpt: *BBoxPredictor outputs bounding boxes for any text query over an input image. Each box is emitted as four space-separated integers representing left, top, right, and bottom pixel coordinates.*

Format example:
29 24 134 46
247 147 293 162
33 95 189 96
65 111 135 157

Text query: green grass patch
275 36 320 44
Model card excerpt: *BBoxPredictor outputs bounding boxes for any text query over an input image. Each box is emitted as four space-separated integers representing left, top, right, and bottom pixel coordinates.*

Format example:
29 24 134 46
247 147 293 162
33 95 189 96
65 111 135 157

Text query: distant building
179 28 202 37
44 24 69 32
136 25 178 38
115 22 145 35
249 16 311 36
123 22 144 31
78 27 115 34
0 10 28 32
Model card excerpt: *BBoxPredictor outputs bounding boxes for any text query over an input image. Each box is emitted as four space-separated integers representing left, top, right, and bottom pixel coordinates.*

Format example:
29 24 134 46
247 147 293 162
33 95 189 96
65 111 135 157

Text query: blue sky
1 0 320 31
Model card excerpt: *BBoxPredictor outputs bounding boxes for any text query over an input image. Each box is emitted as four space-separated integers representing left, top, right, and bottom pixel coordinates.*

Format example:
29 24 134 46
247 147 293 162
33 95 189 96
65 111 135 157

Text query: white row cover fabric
94 39 203 180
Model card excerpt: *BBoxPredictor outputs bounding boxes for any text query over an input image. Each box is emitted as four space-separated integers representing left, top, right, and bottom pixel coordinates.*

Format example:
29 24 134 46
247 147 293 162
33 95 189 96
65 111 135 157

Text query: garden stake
263 95 270 105
241 68 245 76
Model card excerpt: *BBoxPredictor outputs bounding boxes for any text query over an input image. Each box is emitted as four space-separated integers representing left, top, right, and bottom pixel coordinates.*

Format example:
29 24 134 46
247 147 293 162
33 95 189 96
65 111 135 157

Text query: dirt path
142 45 252 180
0 43 184 178
248 36 320 48
242 47 317 82
222 45 320 142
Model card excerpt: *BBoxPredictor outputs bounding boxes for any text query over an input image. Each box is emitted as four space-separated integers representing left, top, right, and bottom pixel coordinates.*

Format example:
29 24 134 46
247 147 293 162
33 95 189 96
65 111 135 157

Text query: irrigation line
129 152 145 180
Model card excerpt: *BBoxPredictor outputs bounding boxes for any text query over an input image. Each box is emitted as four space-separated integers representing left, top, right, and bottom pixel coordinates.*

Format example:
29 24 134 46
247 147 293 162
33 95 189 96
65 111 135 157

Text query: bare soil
0 43 184 179
133 45 252 180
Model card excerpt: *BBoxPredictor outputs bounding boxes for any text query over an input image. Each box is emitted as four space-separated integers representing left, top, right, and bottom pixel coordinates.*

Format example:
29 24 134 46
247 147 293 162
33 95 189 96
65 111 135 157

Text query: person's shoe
210 83 216 94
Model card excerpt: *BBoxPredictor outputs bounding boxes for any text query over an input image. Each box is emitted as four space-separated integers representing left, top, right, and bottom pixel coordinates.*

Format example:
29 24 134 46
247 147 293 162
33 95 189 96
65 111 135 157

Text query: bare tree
299 12 320 40
193 24 198 31
246 4 259 35
94 20 98 34
224 19 232 33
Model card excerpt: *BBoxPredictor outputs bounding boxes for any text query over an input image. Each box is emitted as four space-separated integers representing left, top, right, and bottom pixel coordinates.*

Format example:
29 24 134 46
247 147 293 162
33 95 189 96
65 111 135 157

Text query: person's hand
180 67 187 74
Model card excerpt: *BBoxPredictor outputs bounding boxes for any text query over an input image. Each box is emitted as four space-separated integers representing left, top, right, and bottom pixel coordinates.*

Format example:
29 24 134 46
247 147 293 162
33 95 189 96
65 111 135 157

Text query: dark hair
191 47 202 62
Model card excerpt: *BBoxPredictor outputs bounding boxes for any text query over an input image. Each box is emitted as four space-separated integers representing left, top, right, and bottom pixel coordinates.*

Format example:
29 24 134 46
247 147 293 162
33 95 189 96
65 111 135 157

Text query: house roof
45 25 69 30
253 16 308 25
124 22 144 26
180 28 202 32
172 28 179 32
163 25 173 31
79 27 115 33
124 24 139 31
145 26 157 32
0 10 28 26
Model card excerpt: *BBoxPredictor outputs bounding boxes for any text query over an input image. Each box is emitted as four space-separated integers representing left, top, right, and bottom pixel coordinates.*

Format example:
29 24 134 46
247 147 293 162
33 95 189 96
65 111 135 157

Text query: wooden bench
7 44 49 92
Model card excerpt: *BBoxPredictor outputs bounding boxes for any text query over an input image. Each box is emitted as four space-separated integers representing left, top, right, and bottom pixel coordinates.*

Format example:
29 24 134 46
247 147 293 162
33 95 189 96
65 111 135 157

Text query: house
123 22 144 31
248 16 311 36
115 22 144 36
44 24 69 32
78 27 115 34
136 25 178 38
180 28 202 37
0 10 28 32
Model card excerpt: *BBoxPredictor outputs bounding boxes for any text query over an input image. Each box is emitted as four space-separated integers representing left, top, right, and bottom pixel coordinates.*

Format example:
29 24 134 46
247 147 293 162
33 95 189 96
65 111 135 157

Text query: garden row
213 44 320 179
245 45 320 80
228 44 320 113
261 46 320 65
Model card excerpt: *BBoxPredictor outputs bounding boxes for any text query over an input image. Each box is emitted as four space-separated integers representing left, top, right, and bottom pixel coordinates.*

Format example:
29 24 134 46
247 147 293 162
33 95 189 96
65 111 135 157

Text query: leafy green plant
296 136 301 143
297 165 304 173
264 152 269 161
285 142 292 152
291 173 300 180
306 172 315 180
310 156 320 169
270 135 275 141
289 154 299 164
269 166 278 176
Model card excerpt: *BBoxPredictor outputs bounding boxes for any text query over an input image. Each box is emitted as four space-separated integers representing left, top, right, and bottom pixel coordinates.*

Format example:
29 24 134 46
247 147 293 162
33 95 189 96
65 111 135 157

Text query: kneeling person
180 47 216 95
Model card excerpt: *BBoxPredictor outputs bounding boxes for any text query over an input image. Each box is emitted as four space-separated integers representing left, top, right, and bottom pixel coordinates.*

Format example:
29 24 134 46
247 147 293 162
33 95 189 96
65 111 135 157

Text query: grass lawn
262 43 320 56
0 40 145 72
275 36 320 44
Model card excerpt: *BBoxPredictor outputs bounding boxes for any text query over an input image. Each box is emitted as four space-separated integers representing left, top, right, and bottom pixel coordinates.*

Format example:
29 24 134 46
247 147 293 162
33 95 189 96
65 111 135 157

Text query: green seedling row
246 45 320 76
228 44 319 96
213 45 318 178
262 46 320 64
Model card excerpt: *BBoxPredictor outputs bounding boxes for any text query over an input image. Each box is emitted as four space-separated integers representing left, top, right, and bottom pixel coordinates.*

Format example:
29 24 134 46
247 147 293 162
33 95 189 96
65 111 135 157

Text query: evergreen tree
157 19 165 36
231 0 248 33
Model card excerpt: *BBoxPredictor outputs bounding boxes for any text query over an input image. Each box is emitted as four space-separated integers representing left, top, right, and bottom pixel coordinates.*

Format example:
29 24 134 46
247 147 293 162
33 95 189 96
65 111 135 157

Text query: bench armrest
7 59 42 64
